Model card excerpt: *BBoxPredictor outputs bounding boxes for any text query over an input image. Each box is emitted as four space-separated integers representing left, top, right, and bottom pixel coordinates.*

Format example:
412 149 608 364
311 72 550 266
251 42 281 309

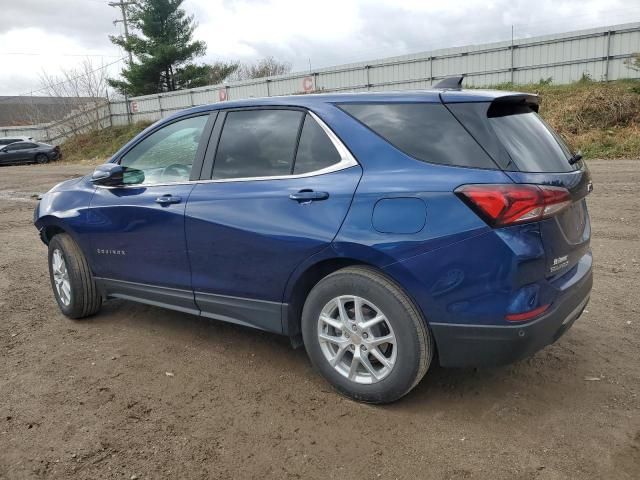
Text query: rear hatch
444 93 592 276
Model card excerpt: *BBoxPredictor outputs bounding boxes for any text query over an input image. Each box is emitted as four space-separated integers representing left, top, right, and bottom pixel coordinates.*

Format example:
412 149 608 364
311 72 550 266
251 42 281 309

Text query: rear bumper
431 266 592 367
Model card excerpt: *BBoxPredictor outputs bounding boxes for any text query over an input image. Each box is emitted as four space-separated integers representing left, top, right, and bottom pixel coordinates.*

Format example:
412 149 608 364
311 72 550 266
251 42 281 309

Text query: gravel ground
0 160 638 480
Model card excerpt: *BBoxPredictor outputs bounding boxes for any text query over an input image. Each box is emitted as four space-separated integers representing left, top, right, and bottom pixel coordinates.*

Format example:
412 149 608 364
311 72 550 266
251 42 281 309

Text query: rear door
185 108 362 332
447 98 592 276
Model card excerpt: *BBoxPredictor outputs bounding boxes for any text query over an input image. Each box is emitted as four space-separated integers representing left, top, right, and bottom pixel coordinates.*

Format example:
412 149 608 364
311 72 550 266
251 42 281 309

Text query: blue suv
34 79 593 403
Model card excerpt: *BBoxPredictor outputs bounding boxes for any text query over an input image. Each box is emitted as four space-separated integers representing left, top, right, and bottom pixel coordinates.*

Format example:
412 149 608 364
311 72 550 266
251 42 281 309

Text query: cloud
192 0 634 70
0 0 637 96
0 0 115 47
0 28 123 96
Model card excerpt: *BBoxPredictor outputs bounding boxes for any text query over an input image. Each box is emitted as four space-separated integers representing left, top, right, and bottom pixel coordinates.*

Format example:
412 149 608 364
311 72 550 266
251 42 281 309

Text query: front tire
48 233 101 319
301 266 432 403
35 153 49 164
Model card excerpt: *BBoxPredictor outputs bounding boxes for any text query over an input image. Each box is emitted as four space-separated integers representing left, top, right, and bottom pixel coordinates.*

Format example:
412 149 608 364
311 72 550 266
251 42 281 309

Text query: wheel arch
283 245 437 355
283 246 430 347
36 215 81 246
284 256 372 346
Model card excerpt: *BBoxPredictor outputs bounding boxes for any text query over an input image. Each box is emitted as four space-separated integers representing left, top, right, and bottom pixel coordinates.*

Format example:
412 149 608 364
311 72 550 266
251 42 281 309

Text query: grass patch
60 121 152 165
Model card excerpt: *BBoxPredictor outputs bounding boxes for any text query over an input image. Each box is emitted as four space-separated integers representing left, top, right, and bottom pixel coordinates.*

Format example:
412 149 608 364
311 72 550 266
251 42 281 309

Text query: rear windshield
338 103 497 169
447 102 578 173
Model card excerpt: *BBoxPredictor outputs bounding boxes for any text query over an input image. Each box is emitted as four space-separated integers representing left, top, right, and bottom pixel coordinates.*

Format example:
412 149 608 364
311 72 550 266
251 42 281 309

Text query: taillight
455 184 571 227
505 304 550 322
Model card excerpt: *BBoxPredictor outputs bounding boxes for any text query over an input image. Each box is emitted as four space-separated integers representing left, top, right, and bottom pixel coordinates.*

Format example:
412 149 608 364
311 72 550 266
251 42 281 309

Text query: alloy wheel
52 249 71 306
317 295 397 384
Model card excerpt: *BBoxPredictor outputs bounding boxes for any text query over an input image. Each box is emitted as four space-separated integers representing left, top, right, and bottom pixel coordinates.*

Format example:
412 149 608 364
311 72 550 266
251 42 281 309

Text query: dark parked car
0 141 60 165
34 78 592 403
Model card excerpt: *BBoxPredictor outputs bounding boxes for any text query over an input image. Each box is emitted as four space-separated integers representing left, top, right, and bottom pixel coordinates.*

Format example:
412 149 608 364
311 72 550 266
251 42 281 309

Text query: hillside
60 79 640 164
60 121 152 164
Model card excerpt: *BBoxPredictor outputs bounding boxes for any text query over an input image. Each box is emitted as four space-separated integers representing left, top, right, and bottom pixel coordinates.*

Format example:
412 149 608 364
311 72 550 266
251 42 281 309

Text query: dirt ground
0 160 638 480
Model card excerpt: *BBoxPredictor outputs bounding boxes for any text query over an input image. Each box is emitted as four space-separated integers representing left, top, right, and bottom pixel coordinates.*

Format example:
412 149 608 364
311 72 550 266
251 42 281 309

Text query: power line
0 52 121 58
0 57 125 104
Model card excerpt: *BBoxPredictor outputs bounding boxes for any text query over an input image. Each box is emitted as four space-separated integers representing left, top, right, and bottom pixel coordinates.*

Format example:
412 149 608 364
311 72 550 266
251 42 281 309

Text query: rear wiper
568 151 583 165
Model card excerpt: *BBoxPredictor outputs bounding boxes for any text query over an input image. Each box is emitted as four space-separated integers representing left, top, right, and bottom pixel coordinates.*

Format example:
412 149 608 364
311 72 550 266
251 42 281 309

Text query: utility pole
109 1 135 65
510 25 515 84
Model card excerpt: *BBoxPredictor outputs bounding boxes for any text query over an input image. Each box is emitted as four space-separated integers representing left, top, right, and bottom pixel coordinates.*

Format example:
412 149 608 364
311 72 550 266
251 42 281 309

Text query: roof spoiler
488 94 540 114
433 76 464 90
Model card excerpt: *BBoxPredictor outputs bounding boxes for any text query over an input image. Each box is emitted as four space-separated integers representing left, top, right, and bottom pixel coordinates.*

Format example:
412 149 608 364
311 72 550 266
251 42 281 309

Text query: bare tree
207 60 241 85
624 53 640 72
229 56 292 81
37 59 111 141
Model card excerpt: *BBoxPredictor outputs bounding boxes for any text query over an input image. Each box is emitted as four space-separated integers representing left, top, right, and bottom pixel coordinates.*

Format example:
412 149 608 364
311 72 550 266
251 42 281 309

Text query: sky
0 0 639 96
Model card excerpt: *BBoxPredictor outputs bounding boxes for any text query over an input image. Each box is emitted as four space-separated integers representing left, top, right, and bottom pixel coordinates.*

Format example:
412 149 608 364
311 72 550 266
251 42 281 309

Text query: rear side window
448 102 578 173
293 115 341 174
213 110 303 179
339 103 496 169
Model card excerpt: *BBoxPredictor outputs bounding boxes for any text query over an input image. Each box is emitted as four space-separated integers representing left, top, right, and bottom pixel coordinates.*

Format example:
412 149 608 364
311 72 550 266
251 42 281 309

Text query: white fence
0 102 111 145
3 21 639 143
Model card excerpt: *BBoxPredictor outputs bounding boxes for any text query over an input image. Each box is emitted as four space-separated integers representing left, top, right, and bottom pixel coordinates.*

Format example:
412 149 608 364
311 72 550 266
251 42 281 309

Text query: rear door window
339 103 496 169
213 109 304 179
448 102 578 173
293 115 341 174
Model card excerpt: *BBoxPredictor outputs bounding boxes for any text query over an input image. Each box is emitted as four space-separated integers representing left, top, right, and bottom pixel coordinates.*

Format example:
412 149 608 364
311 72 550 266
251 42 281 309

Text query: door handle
155 194 182 206
289 190 330 203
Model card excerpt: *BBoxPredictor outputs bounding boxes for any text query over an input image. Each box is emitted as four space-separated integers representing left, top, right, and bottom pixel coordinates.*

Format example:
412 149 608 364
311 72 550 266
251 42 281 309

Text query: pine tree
108 0 209 96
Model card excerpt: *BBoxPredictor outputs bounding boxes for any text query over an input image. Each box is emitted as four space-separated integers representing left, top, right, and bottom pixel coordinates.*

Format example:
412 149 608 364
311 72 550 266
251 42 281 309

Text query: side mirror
92 164 123 186
91 164 145 186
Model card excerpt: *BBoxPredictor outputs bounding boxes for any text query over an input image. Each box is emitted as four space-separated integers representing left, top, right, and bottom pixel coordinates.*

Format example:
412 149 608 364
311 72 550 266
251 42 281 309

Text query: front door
185 109 362 332
88 113 213 312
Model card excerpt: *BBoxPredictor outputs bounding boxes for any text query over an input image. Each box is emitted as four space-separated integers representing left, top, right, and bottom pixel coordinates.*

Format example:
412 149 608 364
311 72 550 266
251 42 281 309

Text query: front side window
120 115 208 184
339 103 496 169
213 109 303 180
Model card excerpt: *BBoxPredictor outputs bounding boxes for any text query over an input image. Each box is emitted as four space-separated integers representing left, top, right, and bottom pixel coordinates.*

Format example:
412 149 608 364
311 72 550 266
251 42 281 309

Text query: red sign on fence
302 76 314 92
130 101 138 113
218 89 228 101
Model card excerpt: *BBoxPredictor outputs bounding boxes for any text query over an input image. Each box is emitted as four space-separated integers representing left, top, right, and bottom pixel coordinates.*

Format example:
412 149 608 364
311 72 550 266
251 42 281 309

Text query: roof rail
433 76 464 90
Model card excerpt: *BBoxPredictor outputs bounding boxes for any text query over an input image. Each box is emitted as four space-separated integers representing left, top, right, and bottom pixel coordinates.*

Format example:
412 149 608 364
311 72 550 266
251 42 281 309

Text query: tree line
108 0 291 97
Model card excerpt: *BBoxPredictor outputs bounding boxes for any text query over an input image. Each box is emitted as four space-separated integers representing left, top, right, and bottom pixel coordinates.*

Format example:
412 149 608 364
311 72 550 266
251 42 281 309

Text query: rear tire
35 153 49 164
48 233 101 319
301 266 432 403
